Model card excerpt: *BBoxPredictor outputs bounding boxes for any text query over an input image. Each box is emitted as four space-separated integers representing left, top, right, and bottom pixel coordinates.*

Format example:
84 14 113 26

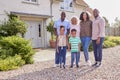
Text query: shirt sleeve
54 21 57 28
98 18 105 37
67 22 70 29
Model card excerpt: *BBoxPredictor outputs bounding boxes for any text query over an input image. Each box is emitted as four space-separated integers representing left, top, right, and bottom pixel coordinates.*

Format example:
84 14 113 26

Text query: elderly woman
80 12 92 66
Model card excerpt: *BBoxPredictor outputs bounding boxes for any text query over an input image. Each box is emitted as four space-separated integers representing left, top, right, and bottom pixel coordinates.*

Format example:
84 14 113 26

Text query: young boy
68 29 81 68
57 25 68 69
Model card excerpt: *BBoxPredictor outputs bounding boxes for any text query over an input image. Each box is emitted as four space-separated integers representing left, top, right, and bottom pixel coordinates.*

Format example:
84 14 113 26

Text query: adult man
54 12 70 67
92 9 105 67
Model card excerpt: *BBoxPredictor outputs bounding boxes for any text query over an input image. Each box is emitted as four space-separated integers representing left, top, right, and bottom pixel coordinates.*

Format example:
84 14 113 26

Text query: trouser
92 37 104 62
55 40 59 64
81 37 91 62
58 46 67 65
71 52 80 66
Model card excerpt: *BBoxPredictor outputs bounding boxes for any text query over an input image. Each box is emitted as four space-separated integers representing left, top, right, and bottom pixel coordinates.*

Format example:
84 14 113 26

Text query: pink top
92 16 105 40
57 35 66 47
70 24 80 37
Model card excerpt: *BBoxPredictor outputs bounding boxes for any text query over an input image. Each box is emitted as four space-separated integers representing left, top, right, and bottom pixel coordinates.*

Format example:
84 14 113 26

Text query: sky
84 0 120 25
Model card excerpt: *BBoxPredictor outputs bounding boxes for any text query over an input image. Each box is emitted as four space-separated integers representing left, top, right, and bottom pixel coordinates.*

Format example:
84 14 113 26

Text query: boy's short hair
60 25 64 29
71 29 76 32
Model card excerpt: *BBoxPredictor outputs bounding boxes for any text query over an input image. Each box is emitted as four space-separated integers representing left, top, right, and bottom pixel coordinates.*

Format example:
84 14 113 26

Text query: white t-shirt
70 24 80 37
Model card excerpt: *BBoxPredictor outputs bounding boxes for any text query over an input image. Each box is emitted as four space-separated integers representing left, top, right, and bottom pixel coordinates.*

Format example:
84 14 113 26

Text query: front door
24 21 42 48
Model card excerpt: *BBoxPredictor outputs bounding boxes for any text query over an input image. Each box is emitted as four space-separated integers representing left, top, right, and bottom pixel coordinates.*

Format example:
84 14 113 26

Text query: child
70 16 81 63
69 29 81 68
57 25 68 69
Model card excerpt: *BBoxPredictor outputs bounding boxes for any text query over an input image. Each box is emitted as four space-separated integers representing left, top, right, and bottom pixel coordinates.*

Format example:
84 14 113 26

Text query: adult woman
80 12 92 66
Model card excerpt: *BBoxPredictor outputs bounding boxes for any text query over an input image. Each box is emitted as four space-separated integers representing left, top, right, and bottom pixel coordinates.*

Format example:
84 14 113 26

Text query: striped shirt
69 37 81 52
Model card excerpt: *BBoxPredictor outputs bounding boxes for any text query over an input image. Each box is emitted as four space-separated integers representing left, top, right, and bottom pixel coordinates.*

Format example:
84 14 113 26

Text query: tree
113 17 120 27
103 16 110 27
0 14 27 37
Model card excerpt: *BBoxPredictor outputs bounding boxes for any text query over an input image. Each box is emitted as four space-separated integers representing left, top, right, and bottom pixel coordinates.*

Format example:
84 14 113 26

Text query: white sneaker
84 60 91 66
96 62 101 67
54 64 59 67
87 60 92 66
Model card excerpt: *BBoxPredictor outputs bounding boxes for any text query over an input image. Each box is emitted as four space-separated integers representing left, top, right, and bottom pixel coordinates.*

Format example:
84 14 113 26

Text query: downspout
50 0 53 20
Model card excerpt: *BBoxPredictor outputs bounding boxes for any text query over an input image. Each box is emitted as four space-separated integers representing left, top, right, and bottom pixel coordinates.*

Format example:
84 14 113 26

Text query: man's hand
96 37 100 44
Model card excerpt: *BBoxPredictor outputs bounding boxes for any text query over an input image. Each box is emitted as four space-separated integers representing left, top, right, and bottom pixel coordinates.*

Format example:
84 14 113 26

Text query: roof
75 0 89 7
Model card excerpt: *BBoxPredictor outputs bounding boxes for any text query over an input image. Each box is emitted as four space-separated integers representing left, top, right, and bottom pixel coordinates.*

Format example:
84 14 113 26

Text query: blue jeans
92 37 104 62
55 40 59 64
71 52 80 66
80 37 91 62
58 46 67 65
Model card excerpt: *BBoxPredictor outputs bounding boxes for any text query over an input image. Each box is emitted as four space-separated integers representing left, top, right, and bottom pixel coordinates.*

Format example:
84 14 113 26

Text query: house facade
0 0 92 48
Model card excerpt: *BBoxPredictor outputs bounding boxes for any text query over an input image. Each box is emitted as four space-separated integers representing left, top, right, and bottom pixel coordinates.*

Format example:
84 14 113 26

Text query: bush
106 36 120 45
0 14 27 37
103 41 116 48
0 55 25 71
0 36 35 64
80 42 93 52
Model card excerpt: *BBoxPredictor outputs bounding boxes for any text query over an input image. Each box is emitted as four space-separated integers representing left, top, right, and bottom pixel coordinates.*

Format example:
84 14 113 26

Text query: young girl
57 25 68 69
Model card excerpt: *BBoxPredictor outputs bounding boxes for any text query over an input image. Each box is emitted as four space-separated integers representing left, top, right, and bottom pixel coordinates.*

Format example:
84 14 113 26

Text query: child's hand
68 48 70 52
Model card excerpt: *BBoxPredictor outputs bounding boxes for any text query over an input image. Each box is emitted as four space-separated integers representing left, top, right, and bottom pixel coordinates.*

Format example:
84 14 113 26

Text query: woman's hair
71 16 79 25
80 12 90 21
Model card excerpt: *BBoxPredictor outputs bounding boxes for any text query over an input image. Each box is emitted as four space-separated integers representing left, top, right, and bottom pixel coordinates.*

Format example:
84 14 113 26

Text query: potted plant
46 20 56 48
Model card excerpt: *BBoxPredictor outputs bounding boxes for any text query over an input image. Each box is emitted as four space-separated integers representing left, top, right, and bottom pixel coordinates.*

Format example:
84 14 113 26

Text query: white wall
0 0 51 20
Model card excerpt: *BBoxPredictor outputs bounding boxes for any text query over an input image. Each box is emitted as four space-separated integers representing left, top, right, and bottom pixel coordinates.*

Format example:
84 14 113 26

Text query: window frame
22 0 39 5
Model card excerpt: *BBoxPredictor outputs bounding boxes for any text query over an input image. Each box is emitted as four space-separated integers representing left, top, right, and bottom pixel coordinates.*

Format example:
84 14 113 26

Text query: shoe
63 65 66 69
76 65 79 68
70 65 73 68
60 64 62 68
87 60 92 66
92 62 97 67
96 62 101 67
84 61 91 66
54 64 59 67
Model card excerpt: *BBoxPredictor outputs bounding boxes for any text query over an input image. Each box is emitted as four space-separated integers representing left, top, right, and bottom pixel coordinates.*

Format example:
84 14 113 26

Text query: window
60 0 74 12
38 24 41 37
23 0 38 4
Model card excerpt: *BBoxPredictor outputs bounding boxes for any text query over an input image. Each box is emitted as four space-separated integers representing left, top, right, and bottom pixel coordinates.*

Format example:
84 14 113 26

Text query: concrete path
33 48 71 62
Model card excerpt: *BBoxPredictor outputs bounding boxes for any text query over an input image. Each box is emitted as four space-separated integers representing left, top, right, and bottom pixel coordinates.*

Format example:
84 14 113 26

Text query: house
0 0 92 48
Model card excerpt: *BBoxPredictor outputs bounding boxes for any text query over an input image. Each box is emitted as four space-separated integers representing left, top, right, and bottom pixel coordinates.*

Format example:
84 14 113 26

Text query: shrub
0 36 35 64
0 14 27 37
0 55 25 71
80 42 93 52
107 36 120 45
103 41 116 48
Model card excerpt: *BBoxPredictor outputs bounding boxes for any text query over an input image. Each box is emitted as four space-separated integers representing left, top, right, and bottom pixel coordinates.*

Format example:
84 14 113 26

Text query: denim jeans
55 40 59 64
80 36 91 62
71 52 80 66
92 37 104 62
55 51 59 64
58 46 67 65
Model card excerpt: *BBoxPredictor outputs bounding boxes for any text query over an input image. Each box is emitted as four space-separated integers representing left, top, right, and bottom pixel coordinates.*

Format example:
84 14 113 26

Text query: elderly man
92 9 105 67
54 12 70 67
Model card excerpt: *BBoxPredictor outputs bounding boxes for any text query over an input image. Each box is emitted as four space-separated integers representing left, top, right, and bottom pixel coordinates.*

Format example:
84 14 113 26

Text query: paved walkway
0 46 120 80
33 49 71 62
